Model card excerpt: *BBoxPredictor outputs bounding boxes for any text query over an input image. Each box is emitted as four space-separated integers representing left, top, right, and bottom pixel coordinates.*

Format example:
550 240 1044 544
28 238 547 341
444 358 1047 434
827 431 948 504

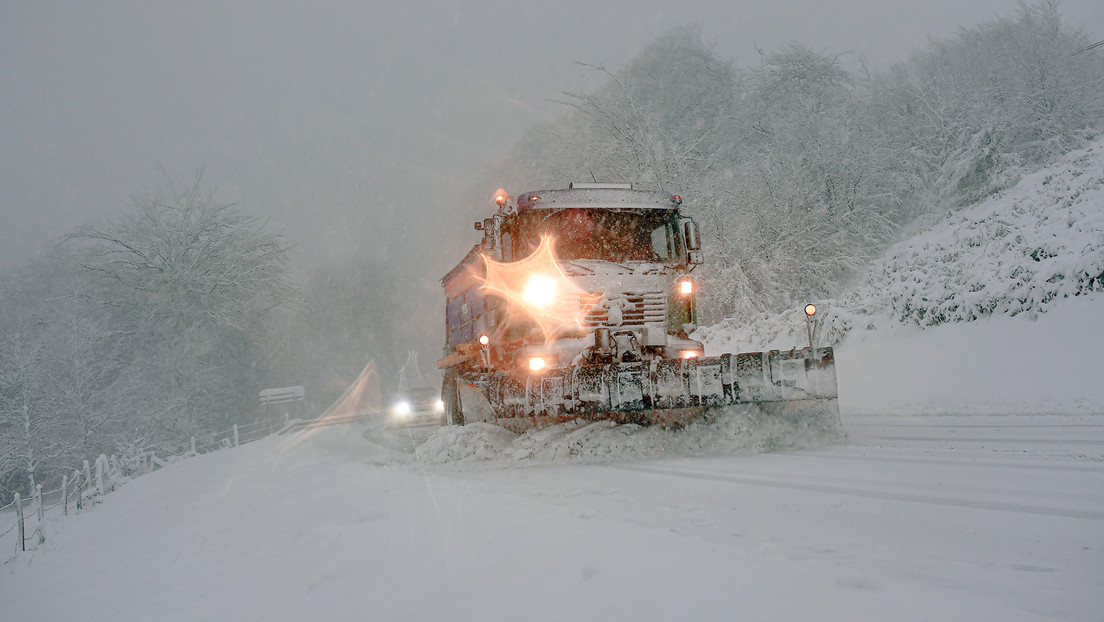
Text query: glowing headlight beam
522 274 557 308
478 235 589 342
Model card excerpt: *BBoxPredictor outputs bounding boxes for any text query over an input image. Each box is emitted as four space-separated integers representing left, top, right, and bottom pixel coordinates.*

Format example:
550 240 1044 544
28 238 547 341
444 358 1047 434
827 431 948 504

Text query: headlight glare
522 274 557 308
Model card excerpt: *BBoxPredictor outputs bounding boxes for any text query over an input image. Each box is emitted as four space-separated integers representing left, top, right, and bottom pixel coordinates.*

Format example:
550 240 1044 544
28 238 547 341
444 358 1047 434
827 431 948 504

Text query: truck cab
440 183 704 376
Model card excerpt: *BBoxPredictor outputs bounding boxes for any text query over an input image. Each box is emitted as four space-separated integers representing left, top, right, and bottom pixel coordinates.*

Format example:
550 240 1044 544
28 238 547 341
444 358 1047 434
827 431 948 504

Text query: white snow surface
3 144 1104 620
2 411 1101 621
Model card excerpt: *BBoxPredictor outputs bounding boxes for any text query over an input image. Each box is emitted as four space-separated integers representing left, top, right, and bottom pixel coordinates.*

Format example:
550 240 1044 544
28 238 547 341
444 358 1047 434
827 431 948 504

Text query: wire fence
0 409 381 561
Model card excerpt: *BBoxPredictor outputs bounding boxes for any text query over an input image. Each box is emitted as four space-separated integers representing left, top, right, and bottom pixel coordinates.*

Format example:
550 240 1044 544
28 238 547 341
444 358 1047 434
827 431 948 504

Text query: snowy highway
422 413 1104 620
2 411 1102 621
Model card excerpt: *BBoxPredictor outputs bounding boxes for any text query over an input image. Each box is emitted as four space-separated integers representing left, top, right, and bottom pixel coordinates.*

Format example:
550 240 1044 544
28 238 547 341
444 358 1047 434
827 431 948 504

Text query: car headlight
392 401 411 417
435 399 445 412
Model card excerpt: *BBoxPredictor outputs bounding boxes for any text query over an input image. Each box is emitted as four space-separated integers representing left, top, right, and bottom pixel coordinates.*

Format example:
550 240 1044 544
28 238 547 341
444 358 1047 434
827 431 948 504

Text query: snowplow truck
438 183 838 433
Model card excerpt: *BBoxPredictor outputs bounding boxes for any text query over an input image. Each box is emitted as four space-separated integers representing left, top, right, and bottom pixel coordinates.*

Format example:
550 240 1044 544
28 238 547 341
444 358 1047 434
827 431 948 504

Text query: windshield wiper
563 260 595 275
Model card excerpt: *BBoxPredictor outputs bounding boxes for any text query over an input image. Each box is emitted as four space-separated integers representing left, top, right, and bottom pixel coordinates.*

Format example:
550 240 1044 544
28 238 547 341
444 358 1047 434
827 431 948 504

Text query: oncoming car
389 386 446 426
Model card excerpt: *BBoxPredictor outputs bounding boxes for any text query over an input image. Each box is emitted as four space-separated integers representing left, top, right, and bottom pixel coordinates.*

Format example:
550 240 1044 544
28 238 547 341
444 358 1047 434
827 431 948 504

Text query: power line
1072 40 1104 56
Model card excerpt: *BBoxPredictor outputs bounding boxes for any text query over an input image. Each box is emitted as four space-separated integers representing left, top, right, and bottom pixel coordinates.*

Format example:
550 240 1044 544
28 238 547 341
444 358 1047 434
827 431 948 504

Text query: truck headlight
522 274 557 308
678 278 694 296
528 356 548 372
435 399 445 412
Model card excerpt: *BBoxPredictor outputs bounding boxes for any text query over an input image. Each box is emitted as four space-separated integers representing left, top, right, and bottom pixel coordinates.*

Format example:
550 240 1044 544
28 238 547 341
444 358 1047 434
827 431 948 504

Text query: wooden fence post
104 455 116 492
36 484 44 522
94 456 105 495
74 469 83 510
233 424 239 447
191 436 197 455
14 493 23 552
109 455 121 484
62 475 69 516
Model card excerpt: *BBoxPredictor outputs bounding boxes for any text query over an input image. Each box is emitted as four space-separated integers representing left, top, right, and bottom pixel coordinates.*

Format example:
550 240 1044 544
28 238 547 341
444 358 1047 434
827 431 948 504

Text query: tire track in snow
776 449 1104 473
606 463 1104 521
874 437 1102 445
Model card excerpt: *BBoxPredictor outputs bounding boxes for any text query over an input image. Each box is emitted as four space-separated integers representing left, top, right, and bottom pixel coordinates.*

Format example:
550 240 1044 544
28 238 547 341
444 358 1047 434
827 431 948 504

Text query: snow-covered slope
851 141 1104 327
700 138 1104 416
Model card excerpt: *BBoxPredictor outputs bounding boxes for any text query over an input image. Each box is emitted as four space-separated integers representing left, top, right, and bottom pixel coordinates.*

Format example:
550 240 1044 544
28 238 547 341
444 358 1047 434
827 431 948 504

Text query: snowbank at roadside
413 402 845 466
836 293 1104 415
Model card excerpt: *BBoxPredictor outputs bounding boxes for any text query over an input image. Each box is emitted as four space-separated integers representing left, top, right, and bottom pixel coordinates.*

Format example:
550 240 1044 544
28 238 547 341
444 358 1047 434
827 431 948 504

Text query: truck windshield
514 209 682 263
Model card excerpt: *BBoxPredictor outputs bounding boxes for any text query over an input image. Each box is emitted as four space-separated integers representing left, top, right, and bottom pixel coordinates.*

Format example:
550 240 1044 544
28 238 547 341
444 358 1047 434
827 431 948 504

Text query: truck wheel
443 371 465 426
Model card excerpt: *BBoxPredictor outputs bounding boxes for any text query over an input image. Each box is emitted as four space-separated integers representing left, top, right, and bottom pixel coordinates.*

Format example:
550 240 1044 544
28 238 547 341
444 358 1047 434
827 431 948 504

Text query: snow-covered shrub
112 434 159 479
853 141 1104 326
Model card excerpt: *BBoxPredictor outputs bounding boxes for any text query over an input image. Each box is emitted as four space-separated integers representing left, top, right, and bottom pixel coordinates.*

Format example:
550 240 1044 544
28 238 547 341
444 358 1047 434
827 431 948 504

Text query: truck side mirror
683 219 701 251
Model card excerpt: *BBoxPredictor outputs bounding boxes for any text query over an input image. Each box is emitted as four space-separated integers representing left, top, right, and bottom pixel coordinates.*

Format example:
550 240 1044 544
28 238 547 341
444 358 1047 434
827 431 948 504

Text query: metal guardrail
280 409 383 434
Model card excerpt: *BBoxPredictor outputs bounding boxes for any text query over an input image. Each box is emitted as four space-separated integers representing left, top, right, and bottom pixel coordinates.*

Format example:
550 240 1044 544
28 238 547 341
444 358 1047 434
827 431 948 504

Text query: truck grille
568 291 667 327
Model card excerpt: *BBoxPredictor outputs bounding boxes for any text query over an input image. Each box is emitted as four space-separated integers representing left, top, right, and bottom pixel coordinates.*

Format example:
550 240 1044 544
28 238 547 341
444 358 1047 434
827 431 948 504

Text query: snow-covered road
2 411 1101 621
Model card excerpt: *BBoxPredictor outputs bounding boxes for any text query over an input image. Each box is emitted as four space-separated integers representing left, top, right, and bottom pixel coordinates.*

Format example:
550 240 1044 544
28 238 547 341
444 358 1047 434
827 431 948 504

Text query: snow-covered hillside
700 138 1104 417
851 141 1104 326
703 138 1104 348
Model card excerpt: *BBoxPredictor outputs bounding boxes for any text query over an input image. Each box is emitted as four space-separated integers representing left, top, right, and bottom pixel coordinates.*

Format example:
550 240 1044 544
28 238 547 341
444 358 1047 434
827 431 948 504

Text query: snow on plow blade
457 347 840 434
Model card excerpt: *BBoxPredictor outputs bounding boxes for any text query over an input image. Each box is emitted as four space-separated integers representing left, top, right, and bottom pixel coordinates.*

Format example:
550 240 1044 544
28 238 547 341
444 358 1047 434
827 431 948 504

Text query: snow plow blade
451 347 839 434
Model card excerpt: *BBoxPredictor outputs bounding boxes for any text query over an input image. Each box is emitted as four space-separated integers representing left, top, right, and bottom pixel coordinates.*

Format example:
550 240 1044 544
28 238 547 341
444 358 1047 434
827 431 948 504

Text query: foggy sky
2 0 1102 278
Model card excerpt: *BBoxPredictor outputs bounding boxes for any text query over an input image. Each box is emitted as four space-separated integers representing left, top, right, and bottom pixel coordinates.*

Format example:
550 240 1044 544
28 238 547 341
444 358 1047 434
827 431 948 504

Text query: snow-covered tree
701 44 896 320
69 170 295 444
0 249 120 499
1 173 296 498
875 0 1104 209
